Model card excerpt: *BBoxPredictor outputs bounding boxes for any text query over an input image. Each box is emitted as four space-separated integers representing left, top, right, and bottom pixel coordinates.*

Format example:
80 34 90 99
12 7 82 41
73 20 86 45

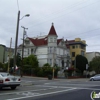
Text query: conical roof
48 23 58 36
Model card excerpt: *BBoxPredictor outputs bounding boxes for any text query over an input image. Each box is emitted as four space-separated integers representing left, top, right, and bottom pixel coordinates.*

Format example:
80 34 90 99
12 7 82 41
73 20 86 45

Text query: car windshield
94 74 100 77
0 73 10 77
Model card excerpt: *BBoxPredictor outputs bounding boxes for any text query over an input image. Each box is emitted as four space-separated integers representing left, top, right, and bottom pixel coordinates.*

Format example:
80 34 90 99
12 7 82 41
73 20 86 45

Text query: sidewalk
20 76 89 86
22 75 89 81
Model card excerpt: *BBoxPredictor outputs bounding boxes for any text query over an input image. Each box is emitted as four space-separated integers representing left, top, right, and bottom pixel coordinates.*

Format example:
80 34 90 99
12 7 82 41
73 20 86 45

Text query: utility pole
52 47 55 79
7 38 12 73
14 10 20 74
21 26 28 76
13 11 30 75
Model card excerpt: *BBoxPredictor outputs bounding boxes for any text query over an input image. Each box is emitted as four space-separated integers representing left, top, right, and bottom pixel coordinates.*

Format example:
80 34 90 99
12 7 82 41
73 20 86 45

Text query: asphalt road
0 77 100 100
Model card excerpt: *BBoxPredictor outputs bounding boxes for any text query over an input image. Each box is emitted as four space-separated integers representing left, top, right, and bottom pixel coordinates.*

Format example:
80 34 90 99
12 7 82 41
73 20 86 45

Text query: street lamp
20 14 30 20
14 10 30 74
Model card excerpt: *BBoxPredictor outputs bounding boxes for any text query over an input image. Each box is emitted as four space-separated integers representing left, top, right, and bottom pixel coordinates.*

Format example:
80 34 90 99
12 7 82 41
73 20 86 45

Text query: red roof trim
28 37 47 46
48 23 58 36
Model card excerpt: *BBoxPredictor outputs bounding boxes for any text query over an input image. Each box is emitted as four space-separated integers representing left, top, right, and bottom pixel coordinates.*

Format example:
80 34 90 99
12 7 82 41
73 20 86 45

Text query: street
0 77 100 100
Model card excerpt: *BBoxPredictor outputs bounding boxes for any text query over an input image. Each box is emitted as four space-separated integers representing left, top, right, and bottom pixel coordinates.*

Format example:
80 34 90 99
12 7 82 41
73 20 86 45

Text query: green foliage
16 52 21 66
34 67 41 76
23 55 38 68
0 62 3 71
42 66 53 76
43 63 50 67
76 55 88 73
2 63 8 72
10 58 14 68
89 56 100 73
22 55 39 75
0 62 3 68
37 68 44 77
28 55 38 67
54 66 60 76
36 65 60 77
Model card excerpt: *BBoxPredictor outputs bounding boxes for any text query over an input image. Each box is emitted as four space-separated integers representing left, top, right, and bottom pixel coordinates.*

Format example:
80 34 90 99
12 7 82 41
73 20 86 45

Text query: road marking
7 88 77 100
78 87 100 90
16 91 40 96
0 87 56 96
50 83 100 87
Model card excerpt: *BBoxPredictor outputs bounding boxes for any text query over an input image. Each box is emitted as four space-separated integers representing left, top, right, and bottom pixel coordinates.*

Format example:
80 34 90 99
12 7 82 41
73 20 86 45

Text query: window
54 47 56 52
76 45 78 48
72 60 75 65
79 45 85 50
31 48 33 54
25 40 30 45
28 49 29 55
54 38 56 42
81 45 85 49
49 47 53 53
50 47 52 53
50 59 52 65
72 45 75 49
72 52 75 57
49 47 56 53
17 50 21 54
50 38 53 42
81 51 84 56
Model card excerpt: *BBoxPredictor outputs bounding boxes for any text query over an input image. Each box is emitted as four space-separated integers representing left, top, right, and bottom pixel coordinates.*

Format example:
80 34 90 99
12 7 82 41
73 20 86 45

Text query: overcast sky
0 0 100 52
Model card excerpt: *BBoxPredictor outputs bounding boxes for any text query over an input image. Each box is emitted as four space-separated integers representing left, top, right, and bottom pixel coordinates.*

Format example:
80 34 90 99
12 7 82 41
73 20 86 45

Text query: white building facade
86 52 100 63
17 23 71 69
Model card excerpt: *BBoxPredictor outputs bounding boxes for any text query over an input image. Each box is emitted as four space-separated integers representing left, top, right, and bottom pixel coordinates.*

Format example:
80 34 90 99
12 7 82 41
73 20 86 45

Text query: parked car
0 72 21 89
90 74 100 81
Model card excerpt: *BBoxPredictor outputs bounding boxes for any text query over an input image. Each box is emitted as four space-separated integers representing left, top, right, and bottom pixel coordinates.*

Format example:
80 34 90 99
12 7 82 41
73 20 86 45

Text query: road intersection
0 77 100 100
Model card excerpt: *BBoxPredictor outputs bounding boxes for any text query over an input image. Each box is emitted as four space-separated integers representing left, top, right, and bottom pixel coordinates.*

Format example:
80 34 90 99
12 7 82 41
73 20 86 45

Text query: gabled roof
57 39 63 45
24 37 64 46
48 23 58 36
28 37 47 46
66 40 75 44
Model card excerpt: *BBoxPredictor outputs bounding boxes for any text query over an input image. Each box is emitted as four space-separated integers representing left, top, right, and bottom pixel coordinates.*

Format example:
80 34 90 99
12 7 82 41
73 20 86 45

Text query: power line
65 27 100 39
28 0 99 29
2 0 100 33
28 0 88 25
17 0 19 11
88 45 100 47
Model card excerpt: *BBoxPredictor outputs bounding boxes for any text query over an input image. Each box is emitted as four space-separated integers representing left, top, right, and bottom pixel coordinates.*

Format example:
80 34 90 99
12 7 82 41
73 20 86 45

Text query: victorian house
17 23 71 69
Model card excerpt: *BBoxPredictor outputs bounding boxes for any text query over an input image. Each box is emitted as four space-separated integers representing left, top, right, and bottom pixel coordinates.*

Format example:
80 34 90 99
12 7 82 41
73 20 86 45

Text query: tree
0 62 3 71
89 56 100 73
16 52 21 66
76 55 88 73
42 63 51 76
10 58 14 68
43 63 50 67
22 55 39 75
23 55 38 68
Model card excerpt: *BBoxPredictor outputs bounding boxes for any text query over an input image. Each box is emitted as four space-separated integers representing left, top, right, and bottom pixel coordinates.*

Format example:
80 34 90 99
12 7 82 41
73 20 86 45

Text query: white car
0 72 21 90
90 74 100 81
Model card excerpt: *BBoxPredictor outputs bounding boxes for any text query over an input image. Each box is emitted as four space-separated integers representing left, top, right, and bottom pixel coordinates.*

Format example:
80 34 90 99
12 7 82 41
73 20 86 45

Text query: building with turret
17 23 71 69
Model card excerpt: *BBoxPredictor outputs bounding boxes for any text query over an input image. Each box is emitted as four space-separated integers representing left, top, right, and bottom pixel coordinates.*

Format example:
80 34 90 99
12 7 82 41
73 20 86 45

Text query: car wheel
11 86 16 90
91 78 94 81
